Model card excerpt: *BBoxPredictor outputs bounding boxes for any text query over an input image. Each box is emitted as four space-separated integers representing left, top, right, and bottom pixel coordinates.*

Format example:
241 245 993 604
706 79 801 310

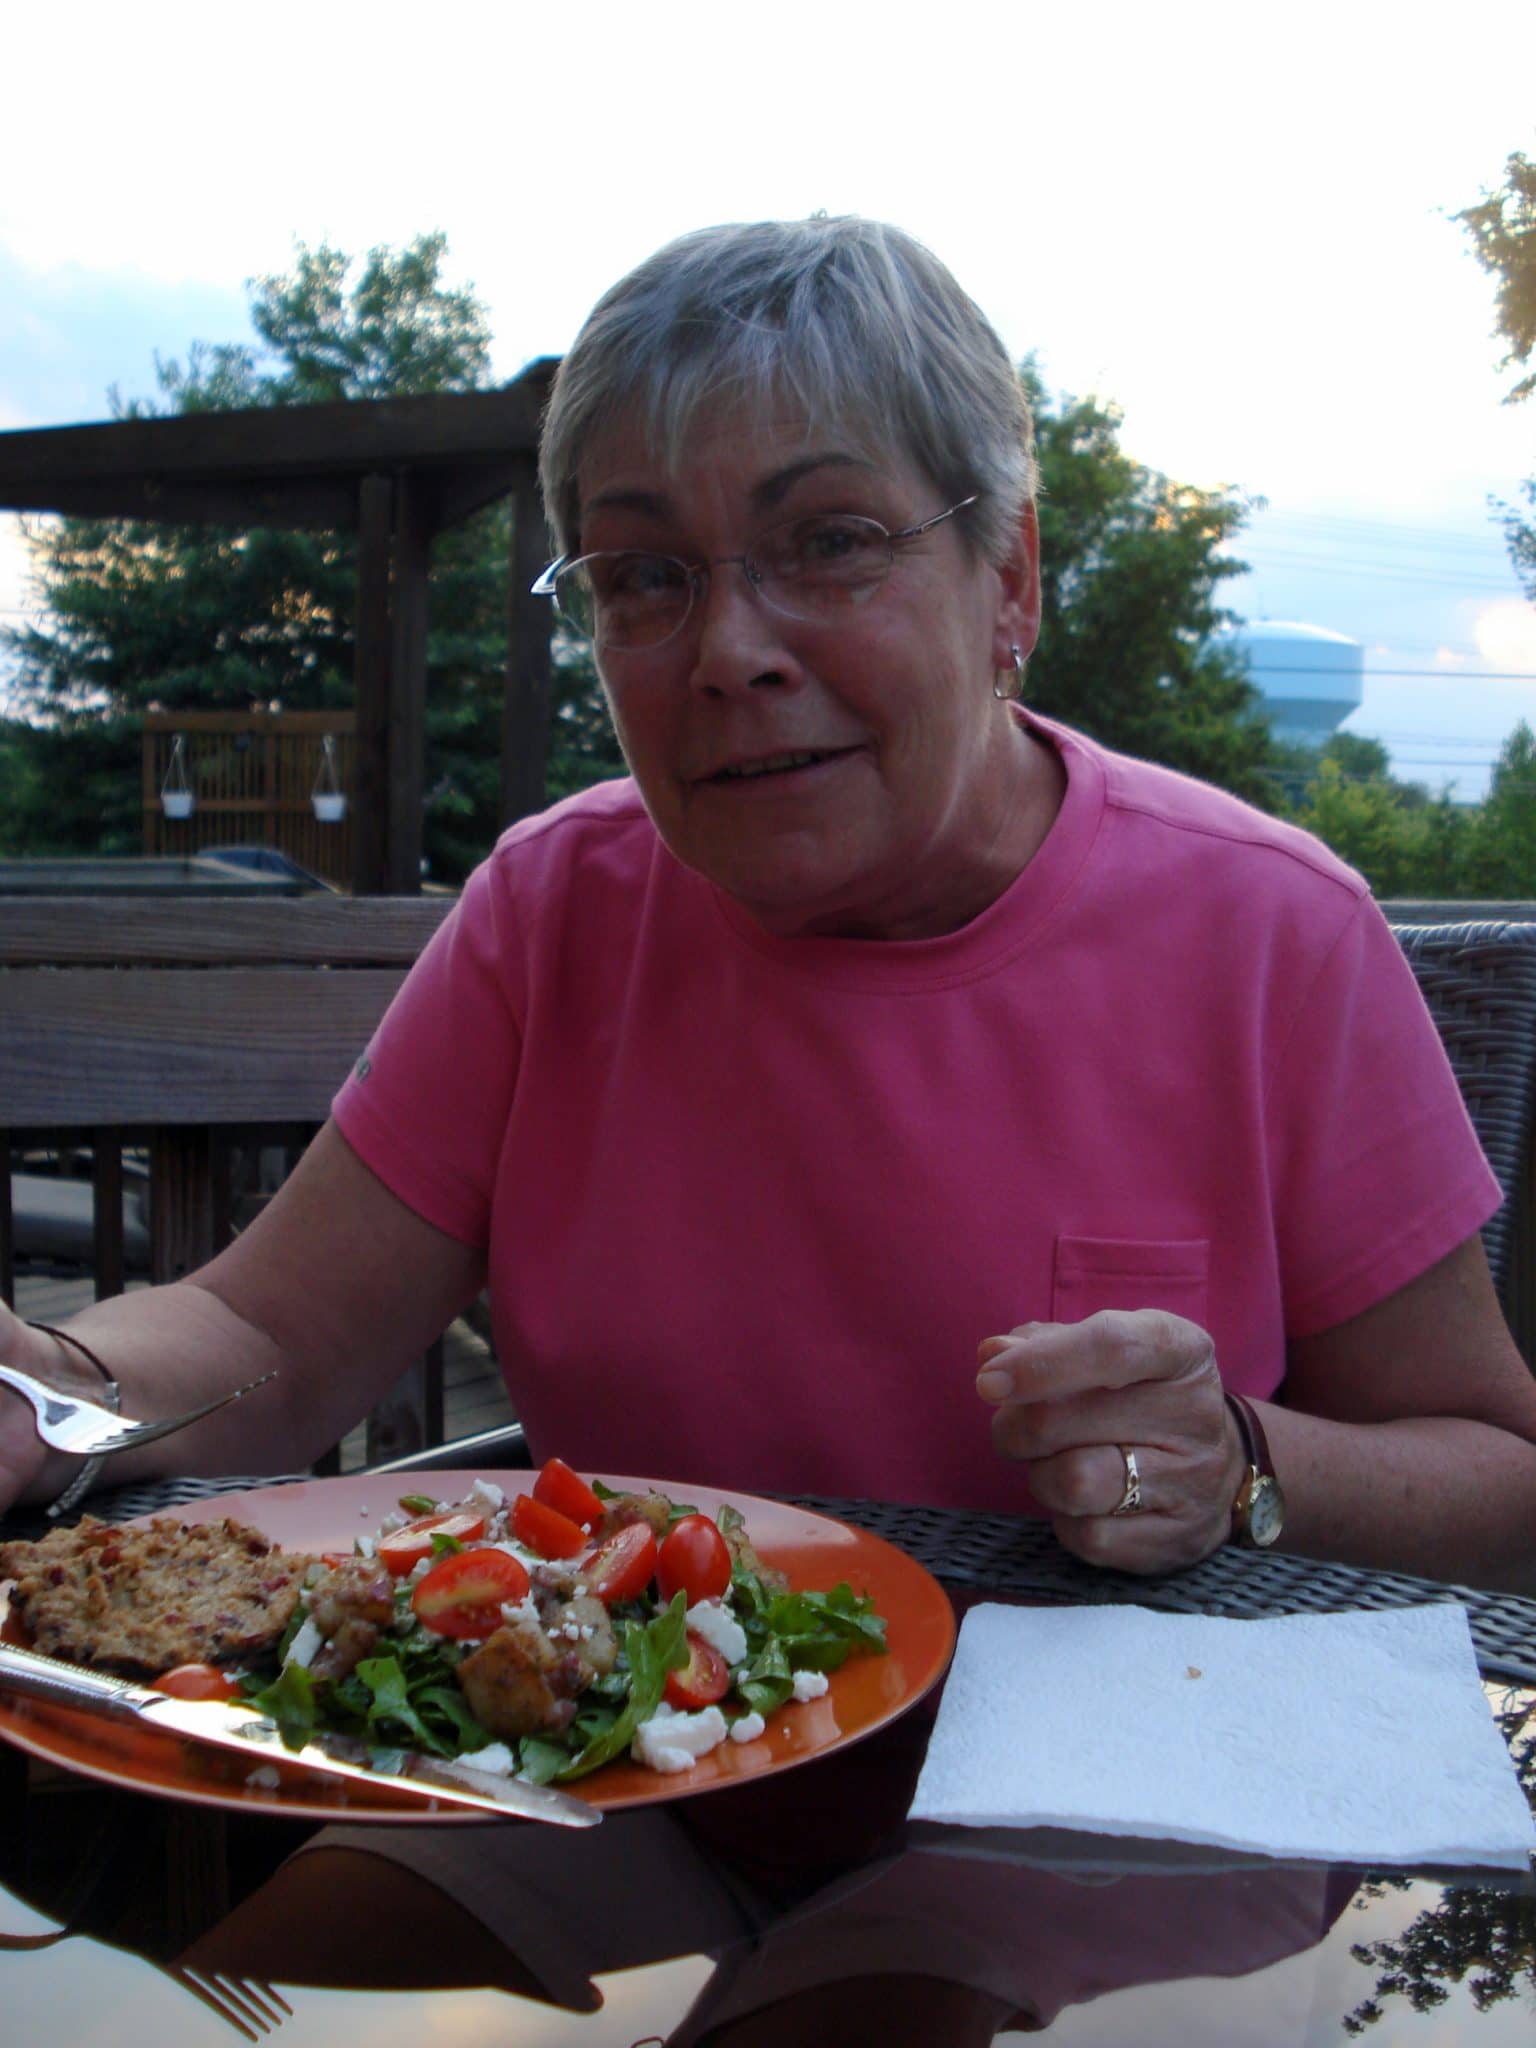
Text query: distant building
1223 621 1365 745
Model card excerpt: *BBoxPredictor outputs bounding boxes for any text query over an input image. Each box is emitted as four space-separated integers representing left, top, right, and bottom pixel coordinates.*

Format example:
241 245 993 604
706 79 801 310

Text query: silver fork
0 1363 276 1458
167 1965 293 2040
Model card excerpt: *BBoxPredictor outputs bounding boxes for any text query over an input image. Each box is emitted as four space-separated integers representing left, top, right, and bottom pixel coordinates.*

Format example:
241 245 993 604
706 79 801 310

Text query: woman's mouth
705 746 858 784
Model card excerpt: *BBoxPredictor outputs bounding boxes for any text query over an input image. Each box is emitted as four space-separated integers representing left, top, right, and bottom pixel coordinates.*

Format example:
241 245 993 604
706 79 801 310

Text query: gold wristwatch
1225 1391 1285 1548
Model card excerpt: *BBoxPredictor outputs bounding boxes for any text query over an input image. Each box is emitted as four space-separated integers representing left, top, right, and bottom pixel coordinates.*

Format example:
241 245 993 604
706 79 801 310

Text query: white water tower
1226 621 1364 745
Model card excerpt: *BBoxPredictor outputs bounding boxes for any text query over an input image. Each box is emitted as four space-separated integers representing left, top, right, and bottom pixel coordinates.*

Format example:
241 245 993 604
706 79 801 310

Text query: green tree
1285 758 1472 898
1024 368 1274 805
1463 720 1536 894
1458 148 1536 598
3 235 620 879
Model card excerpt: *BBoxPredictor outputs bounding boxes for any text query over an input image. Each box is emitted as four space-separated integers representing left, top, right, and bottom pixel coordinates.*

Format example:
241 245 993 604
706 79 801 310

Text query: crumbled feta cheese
632 1701 729 1774
791 1669 829 1702
561 1621 581 1641
245 1765 283 1790
451 1742 515 1777
285 1617 323 1670
685 1599 747 1666
729 1712 767 1744
355 1535 377 1560
572 1582 588 1597
501 1592 540 1626
468 1478 505 1512
377 1510 409 1536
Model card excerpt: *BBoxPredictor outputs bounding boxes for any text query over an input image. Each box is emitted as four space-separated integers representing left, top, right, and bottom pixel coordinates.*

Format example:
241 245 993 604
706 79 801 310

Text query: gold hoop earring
993 644 1026 701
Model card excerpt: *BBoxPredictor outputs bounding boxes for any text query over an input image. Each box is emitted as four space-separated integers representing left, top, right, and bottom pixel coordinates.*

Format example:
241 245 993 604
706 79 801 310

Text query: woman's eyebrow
584 454 874 528
583 485 670 522
751 453 872 512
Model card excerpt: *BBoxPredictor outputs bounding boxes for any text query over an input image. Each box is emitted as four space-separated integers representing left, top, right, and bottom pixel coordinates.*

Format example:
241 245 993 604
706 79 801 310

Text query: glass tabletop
2 1478 1533 2046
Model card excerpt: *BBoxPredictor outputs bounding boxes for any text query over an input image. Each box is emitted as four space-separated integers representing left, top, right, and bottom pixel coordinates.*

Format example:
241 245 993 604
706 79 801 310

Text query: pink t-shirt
333 713 1499 1510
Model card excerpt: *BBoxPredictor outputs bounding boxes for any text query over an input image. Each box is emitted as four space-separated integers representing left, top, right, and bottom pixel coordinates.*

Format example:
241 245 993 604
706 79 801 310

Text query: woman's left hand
976 1310 1243 1572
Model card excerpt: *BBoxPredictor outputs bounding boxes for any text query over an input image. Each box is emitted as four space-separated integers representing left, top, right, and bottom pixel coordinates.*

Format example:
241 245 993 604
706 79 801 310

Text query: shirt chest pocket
1051 1235 1210 1328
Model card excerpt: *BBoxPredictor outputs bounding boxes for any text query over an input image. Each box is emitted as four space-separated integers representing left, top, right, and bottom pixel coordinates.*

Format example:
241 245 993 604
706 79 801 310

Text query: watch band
1224 1390 1273 1478
1224 1389 1285 1547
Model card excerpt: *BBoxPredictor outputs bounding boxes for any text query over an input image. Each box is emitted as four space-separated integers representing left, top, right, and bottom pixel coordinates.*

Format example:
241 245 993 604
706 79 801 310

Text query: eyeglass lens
556 513 895 650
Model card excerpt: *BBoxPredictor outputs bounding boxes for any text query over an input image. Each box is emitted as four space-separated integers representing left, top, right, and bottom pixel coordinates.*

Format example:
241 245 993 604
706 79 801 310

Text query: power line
1237 555 1523 593
1248 509 1526 546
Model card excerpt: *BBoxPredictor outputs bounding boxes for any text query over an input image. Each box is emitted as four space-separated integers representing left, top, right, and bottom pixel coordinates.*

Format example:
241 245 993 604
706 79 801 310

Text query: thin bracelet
25 1321 122 1520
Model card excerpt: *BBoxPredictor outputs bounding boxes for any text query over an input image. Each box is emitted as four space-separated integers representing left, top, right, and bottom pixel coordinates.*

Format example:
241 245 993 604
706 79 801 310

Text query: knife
0 1641 600 1826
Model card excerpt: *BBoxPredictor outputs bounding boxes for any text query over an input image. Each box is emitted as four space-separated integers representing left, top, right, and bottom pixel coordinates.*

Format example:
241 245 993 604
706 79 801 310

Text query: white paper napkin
908 1601 1536 1869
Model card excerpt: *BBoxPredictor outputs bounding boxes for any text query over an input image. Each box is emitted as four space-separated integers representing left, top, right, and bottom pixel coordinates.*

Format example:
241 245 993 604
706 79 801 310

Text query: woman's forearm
1262 1403 1536 1594
14 1281 321 1505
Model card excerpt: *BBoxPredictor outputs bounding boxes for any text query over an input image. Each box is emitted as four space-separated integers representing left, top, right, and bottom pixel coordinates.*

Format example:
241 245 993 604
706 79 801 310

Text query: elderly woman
2 215 1535 1587
4 213 1536 2048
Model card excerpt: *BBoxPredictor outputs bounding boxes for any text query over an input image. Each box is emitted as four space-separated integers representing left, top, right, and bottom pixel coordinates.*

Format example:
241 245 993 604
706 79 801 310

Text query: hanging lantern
312 733 347 823
160 733 194 819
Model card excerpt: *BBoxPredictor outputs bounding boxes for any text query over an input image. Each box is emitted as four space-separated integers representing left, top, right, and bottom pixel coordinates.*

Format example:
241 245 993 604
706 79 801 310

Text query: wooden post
0 1129 12 1307
91 1130 125 1300
352 474 395 896
264 724 279 850
387 476 431 894
148 1129 217 1284
141 733 158 855
501 455 551 827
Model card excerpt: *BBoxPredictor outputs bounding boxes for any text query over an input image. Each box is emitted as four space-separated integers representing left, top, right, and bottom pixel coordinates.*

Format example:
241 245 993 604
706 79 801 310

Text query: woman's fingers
975 1308 1243 1569
977 1309 1217 1403
1025 1440 1141 1520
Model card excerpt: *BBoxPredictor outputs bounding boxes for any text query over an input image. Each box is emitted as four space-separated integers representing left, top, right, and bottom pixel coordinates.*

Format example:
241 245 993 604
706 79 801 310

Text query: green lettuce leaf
554 1592 690 1781
245 1660 318 1751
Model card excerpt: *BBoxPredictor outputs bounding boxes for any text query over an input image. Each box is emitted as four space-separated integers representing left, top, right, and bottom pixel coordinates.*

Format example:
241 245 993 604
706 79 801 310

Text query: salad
173 1461 887 1785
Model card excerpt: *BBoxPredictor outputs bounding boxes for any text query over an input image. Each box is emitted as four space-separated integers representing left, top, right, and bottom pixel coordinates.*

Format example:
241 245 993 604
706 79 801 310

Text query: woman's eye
594 554 687 603
774 517 886 579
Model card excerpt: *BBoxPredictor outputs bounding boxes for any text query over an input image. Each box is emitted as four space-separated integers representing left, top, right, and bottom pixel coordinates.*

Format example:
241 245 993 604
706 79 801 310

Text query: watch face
1246 1475 1285 1547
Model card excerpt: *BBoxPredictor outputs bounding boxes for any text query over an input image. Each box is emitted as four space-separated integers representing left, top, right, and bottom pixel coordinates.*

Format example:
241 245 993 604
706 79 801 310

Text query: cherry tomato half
663 1631 731 1711
579 1522 658 1605
411 1547 530 1638
533 1457 603 1531
154 1662 245 1701
656 1515 732 1609
377 1509 488 1578
512 1492 587 1560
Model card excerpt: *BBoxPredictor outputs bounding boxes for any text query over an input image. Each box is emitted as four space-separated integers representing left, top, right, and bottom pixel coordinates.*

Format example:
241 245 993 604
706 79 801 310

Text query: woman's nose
685 564 798 695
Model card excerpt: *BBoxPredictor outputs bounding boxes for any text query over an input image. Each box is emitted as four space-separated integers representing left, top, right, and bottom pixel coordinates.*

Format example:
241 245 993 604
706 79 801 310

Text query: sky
2 1 1534 797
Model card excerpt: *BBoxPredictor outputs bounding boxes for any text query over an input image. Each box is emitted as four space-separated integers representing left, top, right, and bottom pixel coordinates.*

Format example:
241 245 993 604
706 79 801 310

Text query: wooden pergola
0 363 559 893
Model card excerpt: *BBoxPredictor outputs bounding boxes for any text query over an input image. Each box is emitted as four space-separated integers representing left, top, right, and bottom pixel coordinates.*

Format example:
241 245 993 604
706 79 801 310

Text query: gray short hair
539 216 1036 568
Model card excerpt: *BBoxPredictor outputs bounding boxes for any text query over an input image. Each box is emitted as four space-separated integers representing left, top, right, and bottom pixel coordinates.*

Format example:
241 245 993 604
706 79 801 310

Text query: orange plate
0 1471 956 1823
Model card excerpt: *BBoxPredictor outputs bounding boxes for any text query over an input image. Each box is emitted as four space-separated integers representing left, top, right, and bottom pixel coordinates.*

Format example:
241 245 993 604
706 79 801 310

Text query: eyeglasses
531 495 979 653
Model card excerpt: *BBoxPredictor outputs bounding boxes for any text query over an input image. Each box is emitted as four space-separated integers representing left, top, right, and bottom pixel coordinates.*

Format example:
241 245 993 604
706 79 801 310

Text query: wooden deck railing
0 894 454 1465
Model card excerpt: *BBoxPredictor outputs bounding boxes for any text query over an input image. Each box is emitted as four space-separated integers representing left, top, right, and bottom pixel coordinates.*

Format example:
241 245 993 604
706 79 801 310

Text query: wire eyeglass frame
531 494 980 653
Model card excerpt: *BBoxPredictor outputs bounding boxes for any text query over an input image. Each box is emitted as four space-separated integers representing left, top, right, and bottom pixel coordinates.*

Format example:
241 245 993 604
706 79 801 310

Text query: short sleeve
1267 895 1502 1336
331 858 524 1246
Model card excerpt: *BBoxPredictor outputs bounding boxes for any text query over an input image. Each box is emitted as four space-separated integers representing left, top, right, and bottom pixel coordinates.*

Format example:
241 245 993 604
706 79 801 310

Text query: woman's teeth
717 751 828 780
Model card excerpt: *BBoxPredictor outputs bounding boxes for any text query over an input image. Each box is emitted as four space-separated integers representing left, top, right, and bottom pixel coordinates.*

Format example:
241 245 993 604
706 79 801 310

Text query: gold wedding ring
1110 1445 1143 1516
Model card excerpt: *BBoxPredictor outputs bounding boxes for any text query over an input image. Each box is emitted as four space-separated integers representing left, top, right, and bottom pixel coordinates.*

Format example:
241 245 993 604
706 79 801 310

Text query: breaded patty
0 1514 311 1677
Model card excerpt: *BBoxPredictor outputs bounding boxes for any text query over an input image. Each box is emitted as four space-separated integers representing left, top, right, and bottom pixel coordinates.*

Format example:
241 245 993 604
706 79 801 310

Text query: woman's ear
991 501 1042 667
